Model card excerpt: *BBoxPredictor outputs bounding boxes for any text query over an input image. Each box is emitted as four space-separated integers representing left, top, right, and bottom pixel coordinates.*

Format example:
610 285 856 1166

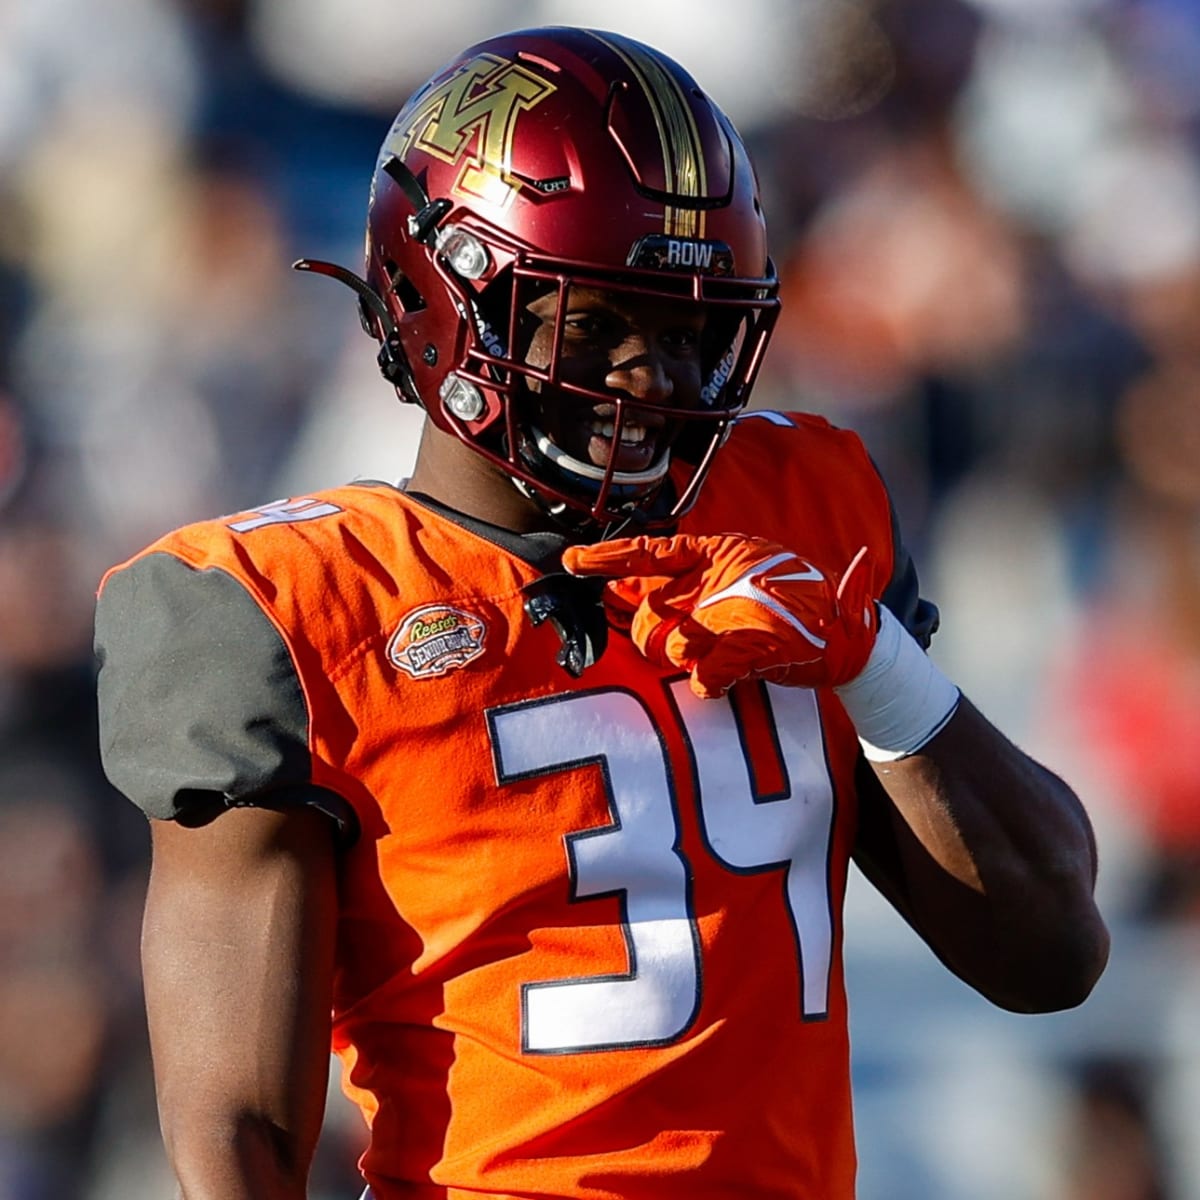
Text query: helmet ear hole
385 261 426 314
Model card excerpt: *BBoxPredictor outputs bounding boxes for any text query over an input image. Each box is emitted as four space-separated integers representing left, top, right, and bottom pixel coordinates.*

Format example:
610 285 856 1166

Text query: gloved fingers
688 639 759 699
600 574 656 616
562 534 715 581
689 671 736 701
629 603 713 669
604 562 709 631
829 545 878 641
659 619 716 672
681 628 777 698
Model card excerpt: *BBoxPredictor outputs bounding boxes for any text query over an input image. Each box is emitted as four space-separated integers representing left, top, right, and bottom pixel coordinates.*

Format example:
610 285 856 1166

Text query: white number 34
489 683 836 1054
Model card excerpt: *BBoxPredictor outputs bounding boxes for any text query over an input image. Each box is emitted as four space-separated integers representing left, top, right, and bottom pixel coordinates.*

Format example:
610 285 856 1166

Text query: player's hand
562 533 878 698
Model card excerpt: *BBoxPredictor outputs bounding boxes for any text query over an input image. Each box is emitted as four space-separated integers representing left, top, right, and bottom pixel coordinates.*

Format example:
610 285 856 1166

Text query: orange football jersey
97 412 920 1199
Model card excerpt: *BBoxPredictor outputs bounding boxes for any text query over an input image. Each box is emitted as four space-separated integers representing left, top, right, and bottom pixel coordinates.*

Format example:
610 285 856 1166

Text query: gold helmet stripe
587 32 707 239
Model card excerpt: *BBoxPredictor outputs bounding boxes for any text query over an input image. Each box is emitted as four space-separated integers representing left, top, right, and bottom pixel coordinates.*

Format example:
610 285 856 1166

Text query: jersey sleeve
95 550 355 838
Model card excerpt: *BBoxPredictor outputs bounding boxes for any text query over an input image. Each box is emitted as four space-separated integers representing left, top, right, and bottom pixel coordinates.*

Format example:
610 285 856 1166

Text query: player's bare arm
141 805 338 1200
851 699 1108 1013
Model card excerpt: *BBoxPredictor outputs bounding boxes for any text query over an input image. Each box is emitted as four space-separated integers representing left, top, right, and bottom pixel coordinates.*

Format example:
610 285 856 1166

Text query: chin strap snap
522 573 609 676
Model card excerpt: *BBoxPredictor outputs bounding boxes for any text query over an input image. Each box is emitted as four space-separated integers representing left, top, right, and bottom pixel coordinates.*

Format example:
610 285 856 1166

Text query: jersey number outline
488 682 836 1054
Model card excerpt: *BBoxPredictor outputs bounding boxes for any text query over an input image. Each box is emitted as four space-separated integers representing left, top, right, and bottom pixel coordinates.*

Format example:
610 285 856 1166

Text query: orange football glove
562 534 878 699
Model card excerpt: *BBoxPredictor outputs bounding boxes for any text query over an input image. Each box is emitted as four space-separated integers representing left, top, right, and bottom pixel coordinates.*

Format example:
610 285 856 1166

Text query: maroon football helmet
298 26 779 528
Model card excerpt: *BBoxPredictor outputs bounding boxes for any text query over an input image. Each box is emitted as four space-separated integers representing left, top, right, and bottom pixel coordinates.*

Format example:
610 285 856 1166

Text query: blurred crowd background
1 0 1198 1197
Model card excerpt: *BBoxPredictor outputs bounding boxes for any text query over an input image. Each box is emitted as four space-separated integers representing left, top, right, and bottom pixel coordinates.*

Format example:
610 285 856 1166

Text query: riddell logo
388 604 487 678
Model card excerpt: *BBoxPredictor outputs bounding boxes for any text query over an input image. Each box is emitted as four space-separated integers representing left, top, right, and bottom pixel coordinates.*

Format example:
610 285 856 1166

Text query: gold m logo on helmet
383 54 556 208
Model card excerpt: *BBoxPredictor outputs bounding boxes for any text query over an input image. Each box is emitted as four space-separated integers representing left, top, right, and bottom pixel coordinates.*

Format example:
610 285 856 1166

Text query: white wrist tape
834 606 961 762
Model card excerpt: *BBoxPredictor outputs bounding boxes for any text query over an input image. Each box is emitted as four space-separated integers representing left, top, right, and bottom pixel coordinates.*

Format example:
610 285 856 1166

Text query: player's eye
562 311 624 344
661 327 703 353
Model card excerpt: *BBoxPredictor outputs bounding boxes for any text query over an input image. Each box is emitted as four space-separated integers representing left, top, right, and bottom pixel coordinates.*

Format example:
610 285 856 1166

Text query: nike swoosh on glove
562 534 878 699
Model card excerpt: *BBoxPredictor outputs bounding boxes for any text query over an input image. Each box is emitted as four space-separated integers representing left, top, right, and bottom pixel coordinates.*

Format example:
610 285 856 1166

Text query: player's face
522 286 708 474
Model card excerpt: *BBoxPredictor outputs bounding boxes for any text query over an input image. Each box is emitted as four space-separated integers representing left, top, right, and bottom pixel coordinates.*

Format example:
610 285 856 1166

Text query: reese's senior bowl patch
387 604 487 679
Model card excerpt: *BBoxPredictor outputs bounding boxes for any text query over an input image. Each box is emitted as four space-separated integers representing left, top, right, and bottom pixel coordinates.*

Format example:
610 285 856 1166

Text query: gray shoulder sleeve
95 551 354 838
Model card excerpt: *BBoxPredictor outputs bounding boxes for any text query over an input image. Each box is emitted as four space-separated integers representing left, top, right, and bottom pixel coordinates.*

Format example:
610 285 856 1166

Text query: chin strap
292 258 417 400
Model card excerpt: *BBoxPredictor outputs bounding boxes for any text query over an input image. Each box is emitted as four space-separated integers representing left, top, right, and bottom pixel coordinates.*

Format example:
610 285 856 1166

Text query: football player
95 27 1108 1200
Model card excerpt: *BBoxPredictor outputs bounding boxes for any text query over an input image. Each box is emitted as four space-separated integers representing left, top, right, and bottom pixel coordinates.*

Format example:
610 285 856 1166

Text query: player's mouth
581 407 664 473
